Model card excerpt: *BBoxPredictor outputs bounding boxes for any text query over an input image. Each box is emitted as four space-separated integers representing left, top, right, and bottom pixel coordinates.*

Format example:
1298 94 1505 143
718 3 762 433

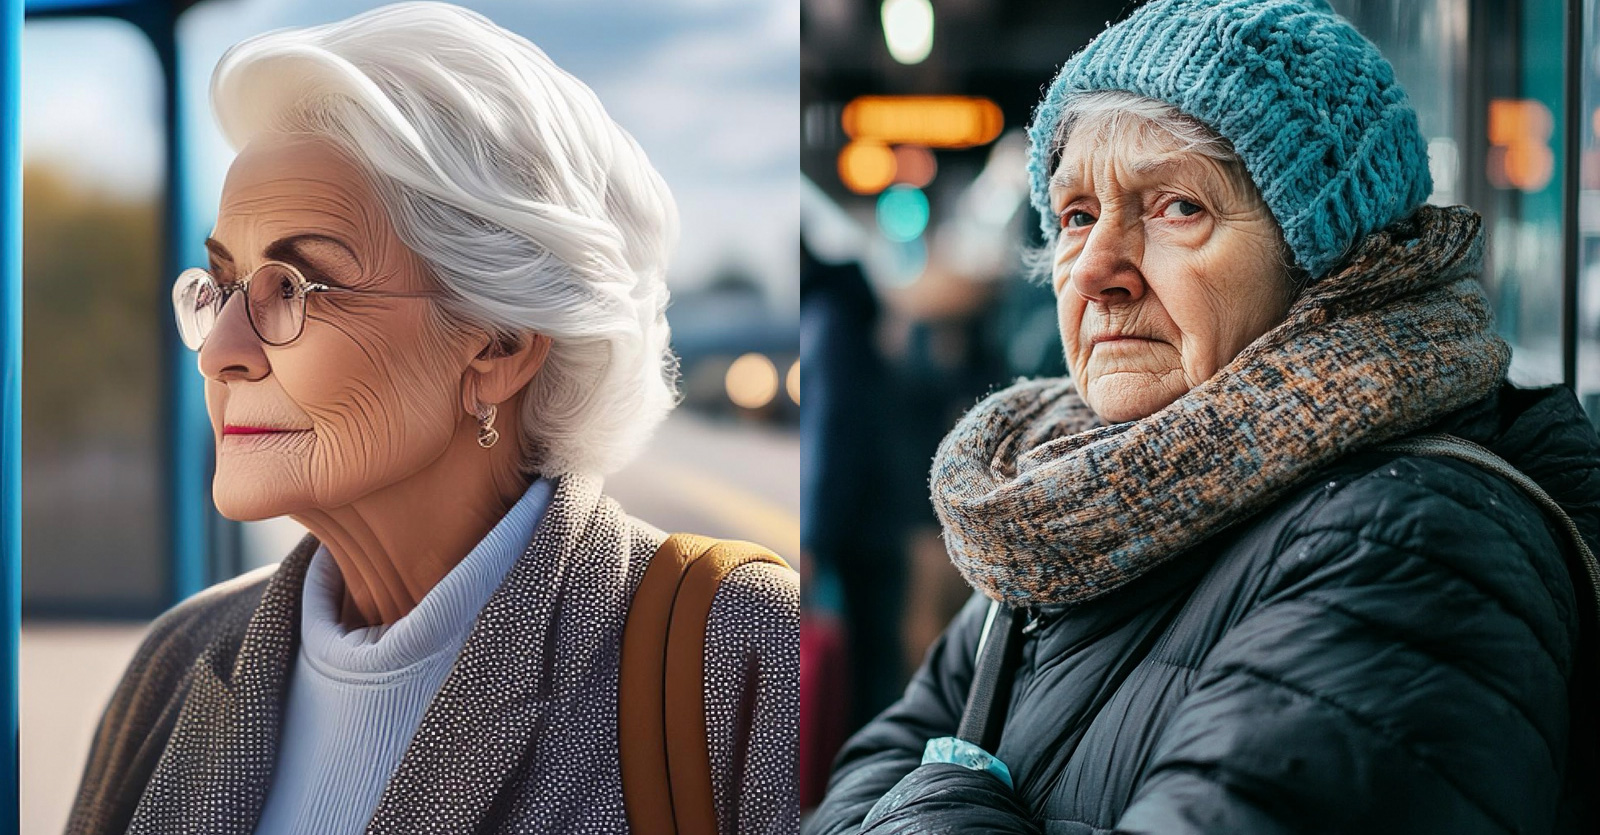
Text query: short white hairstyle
211 1 680 476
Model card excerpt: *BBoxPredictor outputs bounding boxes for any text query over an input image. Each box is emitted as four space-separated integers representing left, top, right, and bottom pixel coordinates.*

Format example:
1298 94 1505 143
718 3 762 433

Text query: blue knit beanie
1027 0 1432 280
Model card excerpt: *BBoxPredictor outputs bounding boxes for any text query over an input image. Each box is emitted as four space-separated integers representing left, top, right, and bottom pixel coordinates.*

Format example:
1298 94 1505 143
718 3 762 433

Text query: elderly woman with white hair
64 4 797 834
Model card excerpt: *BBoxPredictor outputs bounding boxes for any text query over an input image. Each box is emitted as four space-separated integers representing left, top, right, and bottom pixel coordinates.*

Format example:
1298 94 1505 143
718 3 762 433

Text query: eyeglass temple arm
304 283 438 299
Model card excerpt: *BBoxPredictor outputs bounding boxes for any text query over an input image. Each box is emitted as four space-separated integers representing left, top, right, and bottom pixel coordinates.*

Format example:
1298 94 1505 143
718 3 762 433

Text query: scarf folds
931 205 1511 608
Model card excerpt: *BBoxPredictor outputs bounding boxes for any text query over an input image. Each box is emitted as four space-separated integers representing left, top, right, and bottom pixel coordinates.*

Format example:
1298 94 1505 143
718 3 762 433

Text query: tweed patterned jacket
64 473 800 834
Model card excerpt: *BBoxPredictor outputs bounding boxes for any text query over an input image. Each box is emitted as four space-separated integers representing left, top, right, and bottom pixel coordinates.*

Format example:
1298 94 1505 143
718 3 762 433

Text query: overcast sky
22 0 798 304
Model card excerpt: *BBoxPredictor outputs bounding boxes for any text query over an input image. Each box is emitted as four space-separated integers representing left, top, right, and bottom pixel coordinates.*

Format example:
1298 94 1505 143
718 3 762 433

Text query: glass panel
21 18 165 618
20 17 166 835
1331 0 1570 389
1580 0 1600 422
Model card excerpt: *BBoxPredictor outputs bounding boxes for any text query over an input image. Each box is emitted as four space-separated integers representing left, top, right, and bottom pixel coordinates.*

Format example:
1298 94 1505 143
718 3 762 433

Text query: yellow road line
624 459 800 559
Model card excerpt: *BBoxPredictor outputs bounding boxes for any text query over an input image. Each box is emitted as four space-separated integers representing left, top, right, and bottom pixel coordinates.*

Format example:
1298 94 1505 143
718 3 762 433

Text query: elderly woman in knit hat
809 1 1600 833
65 4 797 834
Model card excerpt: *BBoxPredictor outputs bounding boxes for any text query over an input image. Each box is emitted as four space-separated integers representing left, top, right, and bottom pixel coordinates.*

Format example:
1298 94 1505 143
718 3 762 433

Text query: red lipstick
223 425 299 436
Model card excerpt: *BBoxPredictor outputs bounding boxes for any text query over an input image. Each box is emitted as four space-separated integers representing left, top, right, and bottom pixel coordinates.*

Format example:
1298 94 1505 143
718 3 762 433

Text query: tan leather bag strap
620 533 788 835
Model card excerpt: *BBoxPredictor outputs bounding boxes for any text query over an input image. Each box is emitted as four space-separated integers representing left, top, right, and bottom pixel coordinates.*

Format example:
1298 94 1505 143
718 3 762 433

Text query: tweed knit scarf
931 205 1511 607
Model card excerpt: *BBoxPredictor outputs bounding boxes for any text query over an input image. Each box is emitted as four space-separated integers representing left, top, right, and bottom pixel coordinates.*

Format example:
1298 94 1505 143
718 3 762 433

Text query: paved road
20 410 798 834
609 410 800 563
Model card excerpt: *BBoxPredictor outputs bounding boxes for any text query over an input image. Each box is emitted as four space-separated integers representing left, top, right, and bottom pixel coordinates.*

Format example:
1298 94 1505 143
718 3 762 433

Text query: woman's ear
465 332 552 408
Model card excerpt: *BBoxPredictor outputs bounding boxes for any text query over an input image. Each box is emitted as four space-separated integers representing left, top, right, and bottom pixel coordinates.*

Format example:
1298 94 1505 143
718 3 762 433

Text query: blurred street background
799 0 1600 814
19 0 796 830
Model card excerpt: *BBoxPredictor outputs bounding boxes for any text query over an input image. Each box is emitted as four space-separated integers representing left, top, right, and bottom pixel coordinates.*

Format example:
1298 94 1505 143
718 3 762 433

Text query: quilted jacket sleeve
1116 458 1580 834
807 592 1039 834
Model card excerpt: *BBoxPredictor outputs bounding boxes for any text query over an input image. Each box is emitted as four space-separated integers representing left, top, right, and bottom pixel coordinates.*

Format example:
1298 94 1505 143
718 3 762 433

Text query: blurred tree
22 165 160 453
23 162 159 447
23 163 165 616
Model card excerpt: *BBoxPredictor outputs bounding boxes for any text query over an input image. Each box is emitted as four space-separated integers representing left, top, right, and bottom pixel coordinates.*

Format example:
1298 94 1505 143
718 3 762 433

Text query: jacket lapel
367 473 648 833
124 538 314 835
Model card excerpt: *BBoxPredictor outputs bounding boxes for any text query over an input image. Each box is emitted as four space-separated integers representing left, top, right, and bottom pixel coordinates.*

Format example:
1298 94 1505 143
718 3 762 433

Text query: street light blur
726 352 781 410
880 0 932 65
838 139 897 194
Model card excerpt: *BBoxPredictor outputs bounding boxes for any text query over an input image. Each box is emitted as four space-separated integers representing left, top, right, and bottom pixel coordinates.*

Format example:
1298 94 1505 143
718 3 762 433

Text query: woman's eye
1061 210 1095 229
1165 199 1203 218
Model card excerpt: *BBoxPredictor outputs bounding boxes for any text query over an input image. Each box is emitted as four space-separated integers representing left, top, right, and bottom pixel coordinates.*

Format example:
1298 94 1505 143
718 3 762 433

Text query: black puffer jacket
810 384 1600 834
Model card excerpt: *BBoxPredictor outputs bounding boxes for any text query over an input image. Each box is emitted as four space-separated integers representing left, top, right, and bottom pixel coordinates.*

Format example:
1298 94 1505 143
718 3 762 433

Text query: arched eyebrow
1051 155 1190 195
204 233 363 274
1128 156 1186 180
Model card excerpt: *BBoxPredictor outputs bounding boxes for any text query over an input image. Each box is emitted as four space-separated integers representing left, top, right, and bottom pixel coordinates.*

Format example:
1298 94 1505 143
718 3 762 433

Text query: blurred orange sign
841 96 1004 149
1486 98 1554 192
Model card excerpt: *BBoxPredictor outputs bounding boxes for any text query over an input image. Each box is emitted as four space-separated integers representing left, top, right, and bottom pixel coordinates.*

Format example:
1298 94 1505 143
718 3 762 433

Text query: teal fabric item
1027 0 1432 280
252 477 553 835
921 737 1014 789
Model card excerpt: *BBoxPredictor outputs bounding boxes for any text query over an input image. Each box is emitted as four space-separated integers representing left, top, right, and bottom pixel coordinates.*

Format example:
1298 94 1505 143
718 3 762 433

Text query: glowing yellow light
786 361 800 405
842 96 1004 149
838 139 898 195
1488 99 1553 146
725 353 779 410
1487 98 1555 192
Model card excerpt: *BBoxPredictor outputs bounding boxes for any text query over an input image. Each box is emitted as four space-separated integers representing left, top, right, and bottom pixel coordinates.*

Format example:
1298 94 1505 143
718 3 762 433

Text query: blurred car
669 274 799 423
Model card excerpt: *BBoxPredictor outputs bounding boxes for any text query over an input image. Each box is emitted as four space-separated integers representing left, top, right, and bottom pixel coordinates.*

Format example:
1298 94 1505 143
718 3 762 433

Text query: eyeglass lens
246 264 304 345
174 264 307 350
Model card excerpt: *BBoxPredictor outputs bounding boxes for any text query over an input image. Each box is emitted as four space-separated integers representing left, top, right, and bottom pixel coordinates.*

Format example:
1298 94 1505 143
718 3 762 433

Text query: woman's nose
197 290 270 382
1068 220 1146 304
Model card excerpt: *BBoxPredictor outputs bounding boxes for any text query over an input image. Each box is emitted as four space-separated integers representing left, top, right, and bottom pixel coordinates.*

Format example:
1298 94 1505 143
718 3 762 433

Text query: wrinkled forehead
1049 116 1244 206
214 134 386 247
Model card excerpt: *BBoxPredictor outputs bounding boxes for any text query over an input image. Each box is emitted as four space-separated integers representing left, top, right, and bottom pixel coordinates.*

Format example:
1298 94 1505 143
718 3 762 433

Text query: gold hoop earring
476 403 499 449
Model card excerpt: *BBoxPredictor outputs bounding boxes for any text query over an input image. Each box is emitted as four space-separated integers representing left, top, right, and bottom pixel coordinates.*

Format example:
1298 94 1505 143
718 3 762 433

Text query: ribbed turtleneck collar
298 477 554 683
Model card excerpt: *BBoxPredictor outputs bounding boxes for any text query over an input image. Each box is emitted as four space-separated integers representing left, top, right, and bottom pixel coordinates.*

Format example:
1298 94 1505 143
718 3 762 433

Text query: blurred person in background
799 232 900 805
810 1 1600 832
65 4 797 833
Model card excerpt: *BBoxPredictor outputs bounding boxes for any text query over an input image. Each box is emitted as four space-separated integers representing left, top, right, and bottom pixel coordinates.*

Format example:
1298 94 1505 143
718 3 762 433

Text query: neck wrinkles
292 422 536 628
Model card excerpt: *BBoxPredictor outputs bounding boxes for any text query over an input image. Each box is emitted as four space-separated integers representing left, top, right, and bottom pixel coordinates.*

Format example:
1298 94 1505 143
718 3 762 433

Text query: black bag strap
957 601 1025 752
1377 431 1600 815
1377 433 1600 629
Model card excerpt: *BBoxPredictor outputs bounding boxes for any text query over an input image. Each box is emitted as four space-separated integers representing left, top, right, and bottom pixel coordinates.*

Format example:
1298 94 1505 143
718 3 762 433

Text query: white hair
1053 90 1244 173
210 1 680 476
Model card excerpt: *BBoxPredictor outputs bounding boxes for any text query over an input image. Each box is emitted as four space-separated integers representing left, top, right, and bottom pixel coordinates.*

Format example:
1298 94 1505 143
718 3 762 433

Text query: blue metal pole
1 0 20 828
148 15 208 603
24 0 216 604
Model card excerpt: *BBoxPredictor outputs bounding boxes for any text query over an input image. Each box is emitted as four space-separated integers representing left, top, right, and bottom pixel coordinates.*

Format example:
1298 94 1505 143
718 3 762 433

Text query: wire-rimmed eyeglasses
171 261 437 351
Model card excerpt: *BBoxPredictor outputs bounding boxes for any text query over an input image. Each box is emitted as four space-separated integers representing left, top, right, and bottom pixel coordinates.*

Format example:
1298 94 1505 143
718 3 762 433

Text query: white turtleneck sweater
252 477 554 834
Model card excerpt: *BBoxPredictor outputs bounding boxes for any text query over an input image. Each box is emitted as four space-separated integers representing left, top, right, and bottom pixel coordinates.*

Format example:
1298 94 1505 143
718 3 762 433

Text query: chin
211 461 311 522
1084 383 1183 424
212 483 297 522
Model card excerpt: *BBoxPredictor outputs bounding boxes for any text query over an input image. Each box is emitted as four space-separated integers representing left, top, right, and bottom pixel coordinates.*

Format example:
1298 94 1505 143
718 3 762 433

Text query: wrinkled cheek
1057 296 1089 379
302 325 464 506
